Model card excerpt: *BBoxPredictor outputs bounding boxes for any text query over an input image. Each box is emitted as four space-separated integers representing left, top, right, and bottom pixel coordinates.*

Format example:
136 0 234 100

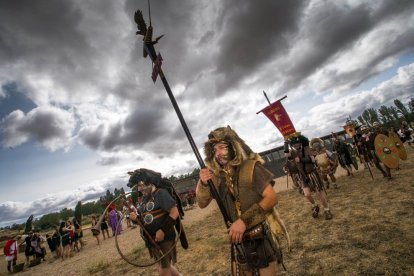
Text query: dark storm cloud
281 0 414 92
79 100 171 151
19 109 69 142
0 0 104 94
213 0 306 93
0 1 86 62
1 106 74 150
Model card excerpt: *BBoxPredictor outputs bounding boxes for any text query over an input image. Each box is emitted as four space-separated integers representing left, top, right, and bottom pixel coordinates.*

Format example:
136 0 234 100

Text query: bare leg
315 190 333 220
259 261 277 276
315 190 329 209
303 187 319 218
329 174 337 188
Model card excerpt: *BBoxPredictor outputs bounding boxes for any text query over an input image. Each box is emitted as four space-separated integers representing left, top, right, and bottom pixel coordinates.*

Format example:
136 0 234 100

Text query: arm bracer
239 203 267 230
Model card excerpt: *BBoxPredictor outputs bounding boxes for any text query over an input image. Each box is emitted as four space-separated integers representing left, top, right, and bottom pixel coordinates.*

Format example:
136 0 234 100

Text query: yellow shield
374 134 400 169
388 132 407 160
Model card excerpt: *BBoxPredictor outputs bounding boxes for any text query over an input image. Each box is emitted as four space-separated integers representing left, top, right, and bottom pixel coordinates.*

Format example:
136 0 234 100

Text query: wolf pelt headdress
204 126 264 175
310 138 324 149
127 168 189 249
127 168 185 218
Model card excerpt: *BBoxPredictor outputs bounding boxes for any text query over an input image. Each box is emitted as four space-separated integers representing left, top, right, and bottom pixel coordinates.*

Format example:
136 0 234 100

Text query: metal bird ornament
134 9 164 58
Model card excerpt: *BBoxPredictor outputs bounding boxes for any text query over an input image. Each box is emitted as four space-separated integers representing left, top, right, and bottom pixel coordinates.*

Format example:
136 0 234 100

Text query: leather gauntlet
240 203 266 230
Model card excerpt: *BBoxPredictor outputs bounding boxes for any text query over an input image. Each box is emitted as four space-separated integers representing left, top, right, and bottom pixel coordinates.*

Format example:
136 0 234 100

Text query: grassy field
2 147 413 275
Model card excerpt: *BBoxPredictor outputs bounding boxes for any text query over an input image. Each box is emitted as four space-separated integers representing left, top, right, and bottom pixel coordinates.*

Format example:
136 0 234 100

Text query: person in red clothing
4 235 21 272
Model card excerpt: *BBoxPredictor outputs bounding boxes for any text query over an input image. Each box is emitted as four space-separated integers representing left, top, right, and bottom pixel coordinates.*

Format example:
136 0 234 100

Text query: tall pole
143 45 235 228
142 40 246 260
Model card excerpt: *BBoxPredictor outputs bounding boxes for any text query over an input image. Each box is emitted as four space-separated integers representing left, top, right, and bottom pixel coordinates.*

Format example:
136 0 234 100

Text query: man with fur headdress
196 126 283 276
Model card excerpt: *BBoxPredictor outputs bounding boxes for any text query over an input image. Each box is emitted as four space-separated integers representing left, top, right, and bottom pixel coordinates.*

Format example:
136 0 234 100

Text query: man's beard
216 154 229 166
140 185 154 196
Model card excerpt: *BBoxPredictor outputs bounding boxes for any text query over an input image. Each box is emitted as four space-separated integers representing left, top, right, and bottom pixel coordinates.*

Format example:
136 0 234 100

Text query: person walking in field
197 126 285 275
3 235 20 272
91 215 101 245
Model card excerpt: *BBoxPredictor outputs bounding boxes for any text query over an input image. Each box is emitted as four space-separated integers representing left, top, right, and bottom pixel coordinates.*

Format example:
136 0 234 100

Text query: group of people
282 120 411 224
4 121 411 275
57 219 85 259
90 199 141 245
123 126 285 275
3 218 86 273
120 122 411 275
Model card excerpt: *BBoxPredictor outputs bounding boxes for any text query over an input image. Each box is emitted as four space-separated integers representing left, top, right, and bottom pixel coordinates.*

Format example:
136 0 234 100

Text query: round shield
374 134 399 169
388 132 407 160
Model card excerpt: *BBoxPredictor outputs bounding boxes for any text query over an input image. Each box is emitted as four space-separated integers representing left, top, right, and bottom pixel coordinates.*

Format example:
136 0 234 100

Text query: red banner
258 100 296 138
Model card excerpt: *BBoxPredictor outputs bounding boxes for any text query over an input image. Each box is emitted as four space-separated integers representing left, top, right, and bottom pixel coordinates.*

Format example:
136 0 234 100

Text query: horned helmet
204 126 263 175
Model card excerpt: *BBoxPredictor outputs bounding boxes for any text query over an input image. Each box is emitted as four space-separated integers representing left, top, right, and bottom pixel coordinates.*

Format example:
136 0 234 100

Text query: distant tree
35 212 60 230
394 99 410 122
361 110 373 126
357 115 367 126
105 189 114 202
74 201 82 222
408 98 414 114
114 188 120 197
59 208 74 221
388 106 401 122
24 214 34 234
190 168 200 177
82 201 104 216
168 175 177 182
368 108 380 124
378 106 394 125
119 187 125 195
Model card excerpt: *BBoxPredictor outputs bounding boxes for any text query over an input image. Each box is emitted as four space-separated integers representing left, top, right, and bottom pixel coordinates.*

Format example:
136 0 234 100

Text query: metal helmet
360 125 368 131
372 121 380 128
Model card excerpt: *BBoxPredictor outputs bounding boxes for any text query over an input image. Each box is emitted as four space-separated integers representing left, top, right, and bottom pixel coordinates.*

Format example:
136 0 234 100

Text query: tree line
357 98 414 129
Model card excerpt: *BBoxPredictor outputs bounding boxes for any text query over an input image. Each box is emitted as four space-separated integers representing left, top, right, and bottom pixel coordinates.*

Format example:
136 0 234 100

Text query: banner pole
257 94 287 114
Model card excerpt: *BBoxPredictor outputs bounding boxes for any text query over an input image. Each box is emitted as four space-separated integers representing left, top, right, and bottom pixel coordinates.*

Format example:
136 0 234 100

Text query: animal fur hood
204 126 264 175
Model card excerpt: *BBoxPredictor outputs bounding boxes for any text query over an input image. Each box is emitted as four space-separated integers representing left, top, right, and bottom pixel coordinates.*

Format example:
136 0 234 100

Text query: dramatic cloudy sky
1 0 413 226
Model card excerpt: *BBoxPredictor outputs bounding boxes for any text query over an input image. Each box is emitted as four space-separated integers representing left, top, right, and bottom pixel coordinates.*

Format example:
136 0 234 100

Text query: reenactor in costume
197 126 288 276
398 121 413 146
331 133 355 177
309 138 339 189
284 134 333 220
358 124 392 179
128 169 185 276
388 127 406 169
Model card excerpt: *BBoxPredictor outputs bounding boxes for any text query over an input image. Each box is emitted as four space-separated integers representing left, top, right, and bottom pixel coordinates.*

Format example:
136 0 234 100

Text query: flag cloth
258 100 296 138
